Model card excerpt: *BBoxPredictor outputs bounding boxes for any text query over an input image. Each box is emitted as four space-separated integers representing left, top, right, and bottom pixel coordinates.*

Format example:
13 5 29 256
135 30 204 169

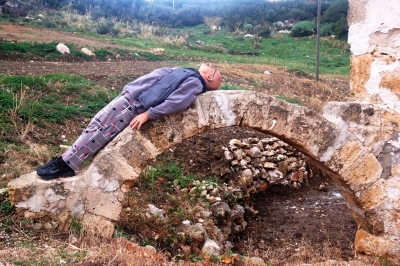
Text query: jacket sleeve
147 77 204 120
122 67 174 99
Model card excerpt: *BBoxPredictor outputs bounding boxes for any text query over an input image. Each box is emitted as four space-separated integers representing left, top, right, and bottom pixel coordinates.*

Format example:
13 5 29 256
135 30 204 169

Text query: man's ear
205 74 214 82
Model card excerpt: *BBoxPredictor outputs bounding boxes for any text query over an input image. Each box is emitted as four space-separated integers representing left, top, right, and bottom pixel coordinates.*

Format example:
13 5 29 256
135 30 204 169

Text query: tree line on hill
0 0 348 39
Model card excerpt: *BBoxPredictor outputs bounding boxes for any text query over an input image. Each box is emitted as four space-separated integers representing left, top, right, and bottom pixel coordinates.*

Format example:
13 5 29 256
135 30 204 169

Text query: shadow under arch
142 124 358 260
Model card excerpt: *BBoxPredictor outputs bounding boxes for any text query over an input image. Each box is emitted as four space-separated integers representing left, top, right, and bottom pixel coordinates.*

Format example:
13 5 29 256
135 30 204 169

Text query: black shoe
36 156 59 171
37 158 75 180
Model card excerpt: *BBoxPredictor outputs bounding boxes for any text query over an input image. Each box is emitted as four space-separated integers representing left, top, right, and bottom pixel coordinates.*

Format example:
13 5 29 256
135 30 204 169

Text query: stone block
8 173 85 219
358 178 387 210
350 55 373 98
8 173 37 205
355 229 394 257
334 141 364 174
387 175 400 209
342 154 382 192
81 186 122 221
82 213 115 238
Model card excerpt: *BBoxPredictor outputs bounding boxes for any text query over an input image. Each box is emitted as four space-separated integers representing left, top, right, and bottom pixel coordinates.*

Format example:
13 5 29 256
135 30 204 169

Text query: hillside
0 23 374 265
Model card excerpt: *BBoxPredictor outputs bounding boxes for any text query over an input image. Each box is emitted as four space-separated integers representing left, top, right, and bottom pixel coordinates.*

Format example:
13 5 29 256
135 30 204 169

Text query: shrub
90 6 105 20
59 20 68 28
252 35 262 49
204 16 222 31
2 2 29 17
42 18 57 28
244 23 253 33
290 21 316 37
320 23 334 37
258 28 271 38
72 3 86 15
94 49 113 60
333 17 348 40
96 21 119 36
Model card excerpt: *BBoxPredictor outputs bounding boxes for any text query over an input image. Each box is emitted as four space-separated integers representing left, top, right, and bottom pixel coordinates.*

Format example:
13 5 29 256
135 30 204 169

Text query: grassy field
0 12 350 76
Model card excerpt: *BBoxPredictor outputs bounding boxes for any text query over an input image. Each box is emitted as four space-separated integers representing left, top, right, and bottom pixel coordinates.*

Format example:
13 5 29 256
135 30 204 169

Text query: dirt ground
163 127 357 263
0 24 358 263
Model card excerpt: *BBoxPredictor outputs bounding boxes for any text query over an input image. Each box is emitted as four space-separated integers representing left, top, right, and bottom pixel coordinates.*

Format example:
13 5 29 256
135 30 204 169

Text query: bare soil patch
163 127 357 264
0 23 127 50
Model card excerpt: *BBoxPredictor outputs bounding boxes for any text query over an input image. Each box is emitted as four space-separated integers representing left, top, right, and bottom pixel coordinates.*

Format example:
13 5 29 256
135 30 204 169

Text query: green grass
0 198 15 214
0 40 167 61
220 84 247 90
155 25 350 75
277 94 303 106
0 74 119 134
0 41 65 59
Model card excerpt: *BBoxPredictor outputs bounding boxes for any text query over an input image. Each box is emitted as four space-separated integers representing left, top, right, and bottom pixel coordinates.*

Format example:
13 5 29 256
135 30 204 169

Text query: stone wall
348 0 400 261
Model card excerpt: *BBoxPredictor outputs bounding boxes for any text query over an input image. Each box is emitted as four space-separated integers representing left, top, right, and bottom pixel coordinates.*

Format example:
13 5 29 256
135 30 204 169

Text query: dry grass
216 62 351 113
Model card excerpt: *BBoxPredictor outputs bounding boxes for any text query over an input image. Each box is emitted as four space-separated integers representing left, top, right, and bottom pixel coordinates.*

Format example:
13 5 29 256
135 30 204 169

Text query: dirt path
0 23 125 49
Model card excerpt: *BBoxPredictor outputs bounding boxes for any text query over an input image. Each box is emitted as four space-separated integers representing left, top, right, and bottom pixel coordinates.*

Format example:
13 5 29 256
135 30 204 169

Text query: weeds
0 199 15 214
219 83 247 90
116 158 227 261
70 217 84 235
277 94 302 106
0 41 58 58
94 48 113 60
379 254 393 266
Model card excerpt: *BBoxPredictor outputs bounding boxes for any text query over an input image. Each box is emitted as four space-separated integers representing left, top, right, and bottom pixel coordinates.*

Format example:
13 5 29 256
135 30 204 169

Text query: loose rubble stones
175 136 310 257
223 137 309 199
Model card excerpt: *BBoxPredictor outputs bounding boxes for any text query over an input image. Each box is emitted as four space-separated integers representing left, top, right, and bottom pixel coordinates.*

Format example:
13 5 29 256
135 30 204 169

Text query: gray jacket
122 67 205 120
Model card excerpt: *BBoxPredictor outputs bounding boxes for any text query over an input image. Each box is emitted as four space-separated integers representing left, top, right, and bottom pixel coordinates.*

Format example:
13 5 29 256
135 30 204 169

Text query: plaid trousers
62 91 138 170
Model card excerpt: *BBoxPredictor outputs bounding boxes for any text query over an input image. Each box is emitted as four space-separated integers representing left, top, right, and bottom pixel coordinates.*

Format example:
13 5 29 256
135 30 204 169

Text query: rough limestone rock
56 43 70 54
81 47 95 56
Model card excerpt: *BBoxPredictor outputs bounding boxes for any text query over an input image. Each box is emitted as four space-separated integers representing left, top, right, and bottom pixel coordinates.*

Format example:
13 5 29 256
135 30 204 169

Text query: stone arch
8 90 398 261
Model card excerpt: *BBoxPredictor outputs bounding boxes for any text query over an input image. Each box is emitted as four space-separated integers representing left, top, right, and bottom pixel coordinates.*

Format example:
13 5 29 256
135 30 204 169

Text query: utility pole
315 0 321 81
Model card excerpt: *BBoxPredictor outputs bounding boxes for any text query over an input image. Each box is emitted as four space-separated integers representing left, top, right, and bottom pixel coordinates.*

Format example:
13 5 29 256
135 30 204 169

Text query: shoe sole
39 170 75 181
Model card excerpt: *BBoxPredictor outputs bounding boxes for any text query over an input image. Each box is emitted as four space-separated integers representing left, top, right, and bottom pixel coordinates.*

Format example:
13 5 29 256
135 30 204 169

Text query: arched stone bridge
8 90 400 261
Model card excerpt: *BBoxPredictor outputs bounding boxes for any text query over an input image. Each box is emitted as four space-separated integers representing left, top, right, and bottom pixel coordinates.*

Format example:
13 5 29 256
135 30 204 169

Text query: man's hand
130 111 149 131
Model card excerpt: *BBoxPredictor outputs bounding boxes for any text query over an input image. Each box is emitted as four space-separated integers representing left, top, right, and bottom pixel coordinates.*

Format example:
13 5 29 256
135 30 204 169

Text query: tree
333 17 348 40
290 21 316 37
321 0 348 24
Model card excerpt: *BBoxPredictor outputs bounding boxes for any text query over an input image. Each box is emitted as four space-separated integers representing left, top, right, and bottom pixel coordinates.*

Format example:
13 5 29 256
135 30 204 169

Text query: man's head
198 63 221 90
